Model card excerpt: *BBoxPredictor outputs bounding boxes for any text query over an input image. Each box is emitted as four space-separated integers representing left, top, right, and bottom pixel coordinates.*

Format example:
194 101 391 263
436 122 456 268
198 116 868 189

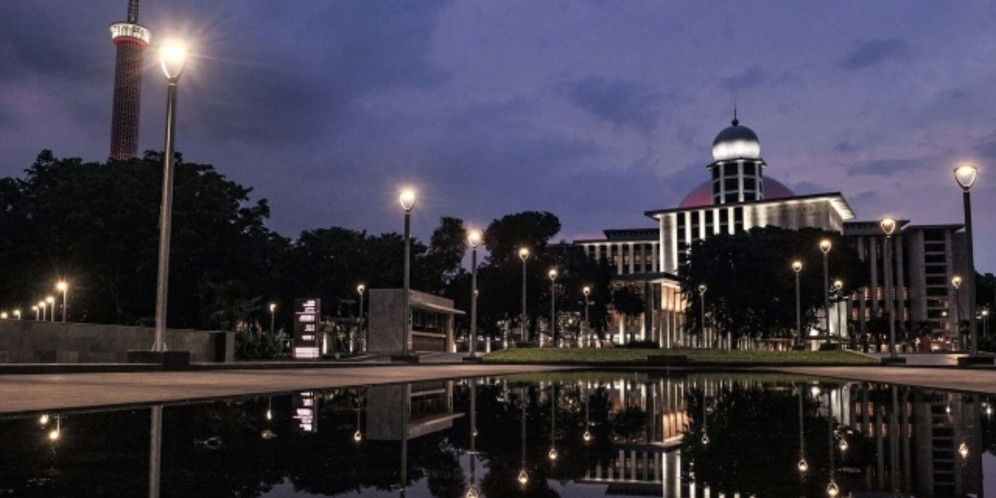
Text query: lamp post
467 231 481 358
46 296 55 323
548 384 557 462
953 276 963 348
519 248 530 345
881 218 898 358
698 284 707 349
152 43 188 353
268 303 276 335
583 286 591 348
827 392 839 497
833 279 843 345
13 310 20 320
39 301 48 322
56 281 68 323
793 261 803 348
33 305 39 321
820 240 832 346
798 387 808 474
357 284 365 353
548 268 558 348
955 163 979 356
400 189 416 359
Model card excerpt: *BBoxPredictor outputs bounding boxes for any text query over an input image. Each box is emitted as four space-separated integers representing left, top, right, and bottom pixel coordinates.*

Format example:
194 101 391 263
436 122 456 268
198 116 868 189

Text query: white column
616 244 624 275
628 243 635 274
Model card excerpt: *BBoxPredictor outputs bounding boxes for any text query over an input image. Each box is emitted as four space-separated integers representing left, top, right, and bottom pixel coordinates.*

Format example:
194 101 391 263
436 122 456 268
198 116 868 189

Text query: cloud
834 141 857 153
847 158 927 177
972 140 996 161
837 39 910 70
787 181 829 195
720 66 765 91
562 75 666 135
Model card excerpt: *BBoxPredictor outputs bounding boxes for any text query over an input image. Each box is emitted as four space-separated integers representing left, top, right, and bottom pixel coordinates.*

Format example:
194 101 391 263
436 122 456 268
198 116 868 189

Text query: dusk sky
3 1 996 271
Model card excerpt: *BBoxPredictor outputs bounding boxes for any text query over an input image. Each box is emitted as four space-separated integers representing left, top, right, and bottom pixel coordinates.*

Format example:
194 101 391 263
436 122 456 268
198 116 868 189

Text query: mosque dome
678 177 795 208
711 117 761 161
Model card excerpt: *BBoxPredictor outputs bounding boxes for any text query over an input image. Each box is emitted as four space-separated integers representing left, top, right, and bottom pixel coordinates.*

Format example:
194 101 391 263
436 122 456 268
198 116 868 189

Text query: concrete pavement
0 364 571 415
776 364 996 394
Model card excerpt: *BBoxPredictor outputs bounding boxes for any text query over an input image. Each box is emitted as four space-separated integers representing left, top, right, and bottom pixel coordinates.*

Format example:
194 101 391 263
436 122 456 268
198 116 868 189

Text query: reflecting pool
1 372 993 497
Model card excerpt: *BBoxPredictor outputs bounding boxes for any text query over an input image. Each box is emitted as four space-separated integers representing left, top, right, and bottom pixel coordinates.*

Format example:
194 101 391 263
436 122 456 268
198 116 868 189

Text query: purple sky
3 1 996 272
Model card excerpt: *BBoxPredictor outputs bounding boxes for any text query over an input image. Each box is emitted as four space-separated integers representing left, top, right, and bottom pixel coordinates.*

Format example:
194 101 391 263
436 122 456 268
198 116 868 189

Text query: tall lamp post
56 281 68 323
953 276 963 348
955 163 979 356
268 303 276 334
548 268 558 348
46 296 55 323
13 310 20 320
357 284 365 353
519 248 530 345
820 240 832 346
400 189 416 359
582 286 591 348
467 231 481 358
793 261 803 348
35 303 42 321
880 217 898 359
698 284 707 349
152 43 188 353
833 279 843 345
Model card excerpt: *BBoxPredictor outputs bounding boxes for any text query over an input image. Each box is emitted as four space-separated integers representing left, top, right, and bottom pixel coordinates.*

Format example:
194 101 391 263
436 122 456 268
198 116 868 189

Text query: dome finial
732 101 739 126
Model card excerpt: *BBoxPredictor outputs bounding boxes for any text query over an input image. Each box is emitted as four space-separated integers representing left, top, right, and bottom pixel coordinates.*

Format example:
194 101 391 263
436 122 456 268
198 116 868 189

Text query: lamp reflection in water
798 387 808 474
826 391 839 497
583 383 591 443
354 392 363 442
465 380 479 498
548 383 557 461
518 387 528 486
48 415 61 441
701 392 709 445
150 405 163 498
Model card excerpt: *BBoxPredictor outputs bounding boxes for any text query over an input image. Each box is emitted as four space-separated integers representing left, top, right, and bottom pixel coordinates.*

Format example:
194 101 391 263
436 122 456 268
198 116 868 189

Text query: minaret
108 0 151 161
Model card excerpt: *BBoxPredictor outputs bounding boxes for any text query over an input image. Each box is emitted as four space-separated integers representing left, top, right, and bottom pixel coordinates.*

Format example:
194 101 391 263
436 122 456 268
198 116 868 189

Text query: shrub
623 340 660 349
235 323 286 360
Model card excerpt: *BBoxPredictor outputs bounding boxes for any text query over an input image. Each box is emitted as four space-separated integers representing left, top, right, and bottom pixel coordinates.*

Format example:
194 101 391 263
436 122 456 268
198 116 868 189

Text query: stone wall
0 320 233 363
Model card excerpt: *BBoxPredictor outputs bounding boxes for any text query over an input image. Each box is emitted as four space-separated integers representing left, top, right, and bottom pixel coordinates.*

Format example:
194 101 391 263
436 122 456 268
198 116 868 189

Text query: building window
724 178 738 190
743 177 756 190
743 163 756 175
712 167 720 180
724 193 739 204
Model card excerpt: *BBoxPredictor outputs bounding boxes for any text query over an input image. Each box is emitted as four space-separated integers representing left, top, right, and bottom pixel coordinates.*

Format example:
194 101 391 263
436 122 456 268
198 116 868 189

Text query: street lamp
357 284 365 353
833 279 843 344
56 281 68 323
583 286 591 348
953 276 963 348
32 305 39 321
467 230 482 358
548 268 558 348
698 284 707 348
45 296 55 323
269 303 276 335
152 42 188 353
548 384 557 461
39 301 48 322
12 310 20 320
798 388 808 473
400 189 416 359
0 312 7 320
880 217 898 358
955 163 979 356
793 261 803 348
519 248 530 345
820 240 832 346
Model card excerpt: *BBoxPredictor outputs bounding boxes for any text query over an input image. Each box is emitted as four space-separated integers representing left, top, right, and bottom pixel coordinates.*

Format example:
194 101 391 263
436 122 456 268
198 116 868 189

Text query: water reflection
0 373 990 497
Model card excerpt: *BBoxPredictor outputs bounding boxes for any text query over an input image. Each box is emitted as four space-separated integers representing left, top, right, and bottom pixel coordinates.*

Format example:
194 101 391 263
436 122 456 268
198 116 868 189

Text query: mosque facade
574 117 971 349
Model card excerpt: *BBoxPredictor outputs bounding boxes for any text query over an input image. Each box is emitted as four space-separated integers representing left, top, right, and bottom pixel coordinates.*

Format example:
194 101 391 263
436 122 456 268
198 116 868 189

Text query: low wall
0 320 234 363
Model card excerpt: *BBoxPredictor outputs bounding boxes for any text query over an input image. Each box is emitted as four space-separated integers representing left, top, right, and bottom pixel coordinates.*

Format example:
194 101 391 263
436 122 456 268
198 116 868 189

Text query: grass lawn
481 347 877 365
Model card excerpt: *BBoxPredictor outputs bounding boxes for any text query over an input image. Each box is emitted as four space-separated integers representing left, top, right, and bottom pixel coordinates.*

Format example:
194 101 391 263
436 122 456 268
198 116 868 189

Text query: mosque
574 116 971 349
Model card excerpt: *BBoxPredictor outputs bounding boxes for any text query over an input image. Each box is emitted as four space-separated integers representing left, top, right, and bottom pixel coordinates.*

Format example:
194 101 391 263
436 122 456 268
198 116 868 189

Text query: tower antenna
732 101 739 126
127 0 139 23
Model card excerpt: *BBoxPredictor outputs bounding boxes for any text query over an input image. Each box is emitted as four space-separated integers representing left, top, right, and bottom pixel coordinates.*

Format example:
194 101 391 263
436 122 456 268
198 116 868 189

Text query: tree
611 285 645 343
680 226 869 344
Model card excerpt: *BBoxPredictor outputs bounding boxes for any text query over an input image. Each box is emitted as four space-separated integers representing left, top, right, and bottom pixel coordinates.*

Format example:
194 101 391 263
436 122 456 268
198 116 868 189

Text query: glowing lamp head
266 409 272 421
548 268 558 280
56 281 68 292
38 301 45 309
32 306 38 312
159 43 188 81
517 469 528 486
0 312 6 320
819 240 832 254
399 189 416 212
518 247 530 261
465 487 479 498
583 286 590 296
354 430 362 442
953 276 963 289
583 430 591 442
698 284 707 295
269 303 276 312
955 163 978 191
880 217 896 236
13 310 20 318
46 296 54 304
959 442 969 459
838 437 848 451
39 414 49 425
701 434 709 445
827 480 839 497
467 230 482 249
548 447 558 460
798 458 808 473
833 280 843 291
792 261 802 273
357 284 365 294
49 428 60 441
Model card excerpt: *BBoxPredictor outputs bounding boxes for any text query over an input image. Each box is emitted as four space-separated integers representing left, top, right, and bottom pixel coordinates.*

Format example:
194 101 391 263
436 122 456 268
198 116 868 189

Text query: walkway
0 364 569 415
776 364 996 394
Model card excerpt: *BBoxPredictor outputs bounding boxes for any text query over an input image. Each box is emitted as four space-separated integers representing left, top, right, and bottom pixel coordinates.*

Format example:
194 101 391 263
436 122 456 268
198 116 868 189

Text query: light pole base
880 356 907 365
127 350 190 371
957 356 994 367
391 354 420 364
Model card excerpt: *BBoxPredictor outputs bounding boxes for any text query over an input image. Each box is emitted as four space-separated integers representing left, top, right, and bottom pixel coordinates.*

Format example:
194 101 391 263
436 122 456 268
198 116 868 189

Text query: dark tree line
0 151 610 338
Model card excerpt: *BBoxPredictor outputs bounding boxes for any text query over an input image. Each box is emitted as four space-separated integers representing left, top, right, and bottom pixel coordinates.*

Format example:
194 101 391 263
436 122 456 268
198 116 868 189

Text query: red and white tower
108 0 151 161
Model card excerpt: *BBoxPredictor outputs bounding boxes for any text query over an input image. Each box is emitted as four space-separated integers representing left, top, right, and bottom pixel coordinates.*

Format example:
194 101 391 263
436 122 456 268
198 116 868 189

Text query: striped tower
108 0 151 161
